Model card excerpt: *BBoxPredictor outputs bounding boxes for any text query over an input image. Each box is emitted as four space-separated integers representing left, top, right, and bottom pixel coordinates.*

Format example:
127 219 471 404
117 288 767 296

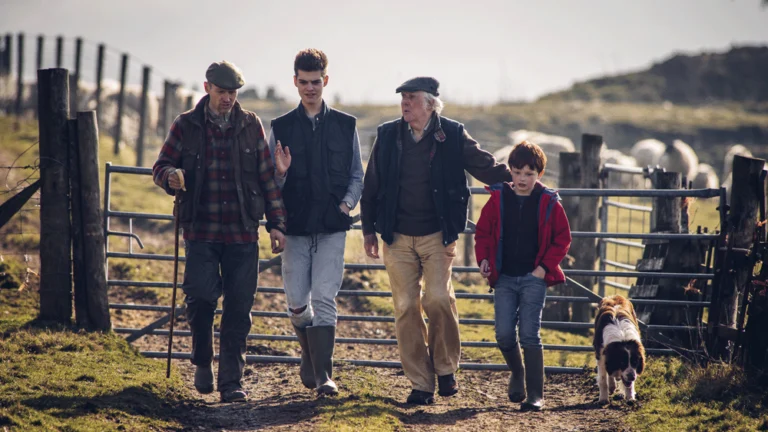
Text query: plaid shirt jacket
153 99 287 243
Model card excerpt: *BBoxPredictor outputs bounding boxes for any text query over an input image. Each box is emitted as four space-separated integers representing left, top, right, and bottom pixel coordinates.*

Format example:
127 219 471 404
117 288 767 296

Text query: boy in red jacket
474 141 571 411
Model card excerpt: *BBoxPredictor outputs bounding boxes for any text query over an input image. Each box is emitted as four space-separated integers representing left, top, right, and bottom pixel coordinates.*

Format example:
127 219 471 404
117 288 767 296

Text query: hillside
539 46 768 107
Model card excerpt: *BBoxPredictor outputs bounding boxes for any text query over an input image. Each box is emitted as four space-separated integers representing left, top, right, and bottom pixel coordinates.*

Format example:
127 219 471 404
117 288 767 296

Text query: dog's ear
636 341 646 375
593 310 606 358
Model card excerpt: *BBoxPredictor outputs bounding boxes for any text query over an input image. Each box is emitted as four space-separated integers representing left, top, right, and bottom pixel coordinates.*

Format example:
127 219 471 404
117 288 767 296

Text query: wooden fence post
1 34 10 78
572 134 602 322
136 66 151 167
632 171 700 345
2 34 11 114
38 68 72 324
55 35 63 68
159 79 170 135
650 171 681 233
94 44 104 127
70 37 82 112
185 94 194 112
35 34 43 70
113 53 128 155
33 35 43 119
15 32 24 119
722 156 766 329
76 111 111 331
69 117 87 328
550 152 581 322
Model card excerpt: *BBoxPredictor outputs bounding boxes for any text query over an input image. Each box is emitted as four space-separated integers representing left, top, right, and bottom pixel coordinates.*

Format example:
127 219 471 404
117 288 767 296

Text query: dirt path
112 268 633 431
168 362 632 432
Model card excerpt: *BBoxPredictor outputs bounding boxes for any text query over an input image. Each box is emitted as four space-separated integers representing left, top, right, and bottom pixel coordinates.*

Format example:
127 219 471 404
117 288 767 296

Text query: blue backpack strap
542 187 561 223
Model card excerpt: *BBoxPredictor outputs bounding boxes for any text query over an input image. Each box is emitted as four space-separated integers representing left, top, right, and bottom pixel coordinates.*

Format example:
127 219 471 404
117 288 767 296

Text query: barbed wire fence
0 140 41 291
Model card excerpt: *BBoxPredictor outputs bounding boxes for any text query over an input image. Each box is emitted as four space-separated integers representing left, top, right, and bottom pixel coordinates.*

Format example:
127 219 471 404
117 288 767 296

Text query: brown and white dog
593 295 646 403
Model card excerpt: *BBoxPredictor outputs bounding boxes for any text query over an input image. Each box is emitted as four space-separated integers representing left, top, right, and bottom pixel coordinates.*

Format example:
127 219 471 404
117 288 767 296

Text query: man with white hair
361 77 512 405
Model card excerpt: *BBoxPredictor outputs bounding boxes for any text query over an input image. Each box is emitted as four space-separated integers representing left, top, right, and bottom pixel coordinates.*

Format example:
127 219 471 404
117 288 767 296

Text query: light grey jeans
282 232 347 328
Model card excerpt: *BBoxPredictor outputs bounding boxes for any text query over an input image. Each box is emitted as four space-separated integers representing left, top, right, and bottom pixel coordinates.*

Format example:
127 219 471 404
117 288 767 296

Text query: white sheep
723 144 753 177
630 139 666 168
658 139 699 181
601 148 643 188
504 130 575 187
692 163 719 189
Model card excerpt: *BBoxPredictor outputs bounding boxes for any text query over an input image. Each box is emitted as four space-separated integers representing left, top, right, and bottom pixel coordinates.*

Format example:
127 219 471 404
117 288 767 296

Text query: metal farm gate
103 163 724 373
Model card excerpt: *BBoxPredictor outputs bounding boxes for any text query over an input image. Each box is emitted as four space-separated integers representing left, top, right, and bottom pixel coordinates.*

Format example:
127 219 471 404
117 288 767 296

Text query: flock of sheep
494 130 756 194
0 77 759 191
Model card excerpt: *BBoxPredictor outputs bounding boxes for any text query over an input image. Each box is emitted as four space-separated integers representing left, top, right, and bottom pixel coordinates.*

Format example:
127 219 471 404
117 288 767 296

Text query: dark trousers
183 240 259 393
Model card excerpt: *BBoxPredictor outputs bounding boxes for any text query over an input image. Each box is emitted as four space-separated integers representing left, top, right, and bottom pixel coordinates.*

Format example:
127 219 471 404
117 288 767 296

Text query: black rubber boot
306 325 338 396
521 347 545 411
500 344 526 403
293 325 316 389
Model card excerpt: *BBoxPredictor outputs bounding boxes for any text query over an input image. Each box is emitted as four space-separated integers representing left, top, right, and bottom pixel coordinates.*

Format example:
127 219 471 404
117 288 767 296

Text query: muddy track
113 270 634 431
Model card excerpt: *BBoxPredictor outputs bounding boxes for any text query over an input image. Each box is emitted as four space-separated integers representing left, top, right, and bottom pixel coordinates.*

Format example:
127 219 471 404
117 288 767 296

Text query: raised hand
275 140 291 176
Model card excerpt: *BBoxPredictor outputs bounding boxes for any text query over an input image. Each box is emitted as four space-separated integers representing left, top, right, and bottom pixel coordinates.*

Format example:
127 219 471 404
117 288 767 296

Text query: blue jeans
494 273 547 350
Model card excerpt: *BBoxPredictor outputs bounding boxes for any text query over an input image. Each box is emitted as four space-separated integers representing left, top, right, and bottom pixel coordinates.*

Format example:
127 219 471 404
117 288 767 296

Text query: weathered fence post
650 171 681 233
113 53 128 155
136 65 151 167
15 32 24 119
69 117 87 328
76 111 111 331
1 34 10 77
55 35 63 68
550 152 581 322
2 34 11 114
573 134 602 322
33 35 43 119
95 44 105 127
721 156 766 332
38 68 72 323
185 94 194 112
161 80 181 135
69 37 82 112
35 35 44 70
159 80 170 134
632 171 697 344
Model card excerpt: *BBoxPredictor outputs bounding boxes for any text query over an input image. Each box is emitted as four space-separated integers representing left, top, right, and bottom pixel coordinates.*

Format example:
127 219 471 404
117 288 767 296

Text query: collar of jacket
188 94 252 135
399 111 446 143
296 100 329 125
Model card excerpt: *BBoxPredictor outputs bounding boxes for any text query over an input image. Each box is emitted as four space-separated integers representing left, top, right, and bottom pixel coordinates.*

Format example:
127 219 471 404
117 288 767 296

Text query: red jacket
474 181 571 288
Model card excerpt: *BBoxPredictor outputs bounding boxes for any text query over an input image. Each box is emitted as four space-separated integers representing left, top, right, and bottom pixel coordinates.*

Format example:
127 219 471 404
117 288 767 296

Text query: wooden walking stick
167 169 186 378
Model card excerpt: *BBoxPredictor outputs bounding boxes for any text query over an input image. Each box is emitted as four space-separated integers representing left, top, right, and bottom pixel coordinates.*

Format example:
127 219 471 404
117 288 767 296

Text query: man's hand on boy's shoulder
479 259 491 278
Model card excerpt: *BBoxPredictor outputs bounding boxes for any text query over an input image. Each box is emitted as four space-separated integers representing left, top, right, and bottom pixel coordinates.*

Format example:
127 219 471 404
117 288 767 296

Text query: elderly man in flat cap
152 61 287 403
361 77 512 405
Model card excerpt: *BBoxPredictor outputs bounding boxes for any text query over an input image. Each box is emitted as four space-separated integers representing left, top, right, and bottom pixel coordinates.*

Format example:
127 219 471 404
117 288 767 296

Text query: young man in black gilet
268 49 364 396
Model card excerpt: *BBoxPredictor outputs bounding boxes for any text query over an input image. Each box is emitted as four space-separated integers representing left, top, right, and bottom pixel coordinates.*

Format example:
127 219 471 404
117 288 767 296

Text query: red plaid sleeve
152 117 184 195
254 118 287 233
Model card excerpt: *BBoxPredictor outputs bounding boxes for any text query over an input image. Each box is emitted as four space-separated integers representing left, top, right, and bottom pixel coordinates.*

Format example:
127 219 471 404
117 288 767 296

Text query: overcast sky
2 0 767 104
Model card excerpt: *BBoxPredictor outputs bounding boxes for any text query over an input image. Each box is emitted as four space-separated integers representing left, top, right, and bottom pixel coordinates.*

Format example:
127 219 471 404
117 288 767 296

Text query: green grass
314 368 402 432
628 358 768 431
0 279 194 432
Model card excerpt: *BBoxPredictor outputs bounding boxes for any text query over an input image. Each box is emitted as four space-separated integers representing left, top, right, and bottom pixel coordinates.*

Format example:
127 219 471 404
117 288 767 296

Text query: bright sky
2 0 767 104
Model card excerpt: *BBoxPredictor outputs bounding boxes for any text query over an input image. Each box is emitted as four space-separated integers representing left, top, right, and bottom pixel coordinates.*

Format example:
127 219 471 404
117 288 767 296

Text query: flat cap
205 61 245 90
395 76 439 96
